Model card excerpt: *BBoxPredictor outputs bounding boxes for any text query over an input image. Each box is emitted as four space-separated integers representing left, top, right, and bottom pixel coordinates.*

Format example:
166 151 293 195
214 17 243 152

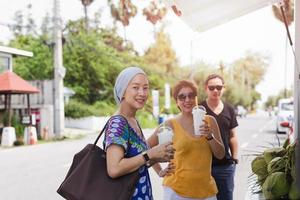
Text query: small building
0 46 53 137
0 46 75 137
0 45 33 72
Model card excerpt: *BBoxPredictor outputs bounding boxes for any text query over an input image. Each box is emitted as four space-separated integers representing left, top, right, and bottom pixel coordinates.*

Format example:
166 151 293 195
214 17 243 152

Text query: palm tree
79 0 94 31
108 0 137 41
143 1 167 37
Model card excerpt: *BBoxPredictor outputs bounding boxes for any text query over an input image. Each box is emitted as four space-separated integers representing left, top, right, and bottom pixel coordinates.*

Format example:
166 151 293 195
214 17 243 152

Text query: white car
236 105 247 118
276 98 293 133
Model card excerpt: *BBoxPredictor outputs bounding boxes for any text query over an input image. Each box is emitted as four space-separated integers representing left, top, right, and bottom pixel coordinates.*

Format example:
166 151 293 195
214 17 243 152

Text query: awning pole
294 0 300 191
4 94 7 110
27 94 31 125
7 94 11 127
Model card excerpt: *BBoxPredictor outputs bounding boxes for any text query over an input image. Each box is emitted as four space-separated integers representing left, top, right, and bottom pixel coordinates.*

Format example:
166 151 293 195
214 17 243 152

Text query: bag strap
92 115 130 149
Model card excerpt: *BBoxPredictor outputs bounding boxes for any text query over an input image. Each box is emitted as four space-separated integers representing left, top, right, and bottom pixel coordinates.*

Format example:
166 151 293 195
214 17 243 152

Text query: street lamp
80 0 94 31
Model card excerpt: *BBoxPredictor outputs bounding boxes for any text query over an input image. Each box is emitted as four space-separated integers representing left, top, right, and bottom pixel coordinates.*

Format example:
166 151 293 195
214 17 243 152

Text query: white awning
164 0 276 32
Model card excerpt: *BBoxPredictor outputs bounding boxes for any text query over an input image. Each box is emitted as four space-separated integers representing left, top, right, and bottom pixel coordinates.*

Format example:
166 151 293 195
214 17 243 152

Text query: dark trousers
212 164 236 200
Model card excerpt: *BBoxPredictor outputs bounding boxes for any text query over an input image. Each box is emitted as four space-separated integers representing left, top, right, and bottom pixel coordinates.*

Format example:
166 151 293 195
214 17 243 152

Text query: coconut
257 175 267 185
263 147 286 164
289 181 300 200
267 157 286 173
251 156 268 177
262 172 290 199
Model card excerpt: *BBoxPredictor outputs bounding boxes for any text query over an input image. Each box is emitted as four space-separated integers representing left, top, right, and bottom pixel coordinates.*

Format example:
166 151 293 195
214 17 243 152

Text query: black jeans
212 163 236 200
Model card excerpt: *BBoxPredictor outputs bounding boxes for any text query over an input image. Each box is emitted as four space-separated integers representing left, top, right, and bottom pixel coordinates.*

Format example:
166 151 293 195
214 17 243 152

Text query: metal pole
8 94 11 127
27 94 31 125
53 0 65 137
294 0 300 191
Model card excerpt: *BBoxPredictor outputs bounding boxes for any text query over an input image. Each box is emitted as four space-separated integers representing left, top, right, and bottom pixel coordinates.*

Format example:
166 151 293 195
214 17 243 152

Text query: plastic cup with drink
192 105 207 136
157 125 173 144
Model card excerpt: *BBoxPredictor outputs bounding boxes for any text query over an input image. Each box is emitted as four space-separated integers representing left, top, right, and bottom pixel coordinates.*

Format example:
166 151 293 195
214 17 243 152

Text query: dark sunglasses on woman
208 85 224 91
177 92 196 101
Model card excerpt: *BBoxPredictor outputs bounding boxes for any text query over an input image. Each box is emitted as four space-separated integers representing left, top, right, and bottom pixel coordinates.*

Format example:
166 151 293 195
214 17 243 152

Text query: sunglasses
208 85 224 91
177 92 196 101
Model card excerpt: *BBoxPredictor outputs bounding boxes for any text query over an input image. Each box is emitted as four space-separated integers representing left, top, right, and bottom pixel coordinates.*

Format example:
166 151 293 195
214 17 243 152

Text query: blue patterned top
104 115 153 200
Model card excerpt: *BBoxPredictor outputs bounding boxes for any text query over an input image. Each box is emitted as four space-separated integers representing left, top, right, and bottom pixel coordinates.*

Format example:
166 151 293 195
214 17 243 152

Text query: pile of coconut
251 140 299 199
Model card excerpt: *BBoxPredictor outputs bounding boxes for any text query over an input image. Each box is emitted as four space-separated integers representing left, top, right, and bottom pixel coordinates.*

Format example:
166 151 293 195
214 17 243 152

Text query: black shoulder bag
57 117 140 200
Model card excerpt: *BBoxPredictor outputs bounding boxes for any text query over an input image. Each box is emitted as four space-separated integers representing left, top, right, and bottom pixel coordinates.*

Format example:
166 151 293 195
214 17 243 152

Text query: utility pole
53 0 65 137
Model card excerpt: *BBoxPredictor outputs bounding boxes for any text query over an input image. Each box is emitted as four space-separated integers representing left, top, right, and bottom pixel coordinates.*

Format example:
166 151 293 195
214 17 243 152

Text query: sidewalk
63 127 98 138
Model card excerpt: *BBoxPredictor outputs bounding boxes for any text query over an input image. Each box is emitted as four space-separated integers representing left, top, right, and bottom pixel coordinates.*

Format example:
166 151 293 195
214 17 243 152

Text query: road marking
240 142 249 148
252 134 258 138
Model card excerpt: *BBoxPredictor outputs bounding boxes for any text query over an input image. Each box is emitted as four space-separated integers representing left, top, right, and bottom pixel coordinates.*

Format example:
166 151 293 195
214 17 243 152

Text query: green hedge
65 100 158 128
65 100 116 118
65 100 94 118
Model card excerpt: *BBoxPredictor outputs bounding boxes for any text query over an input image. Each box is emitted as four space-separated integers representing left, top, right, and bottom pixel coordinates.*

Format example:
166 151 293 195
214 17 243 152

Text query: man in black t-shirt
200 74 239 200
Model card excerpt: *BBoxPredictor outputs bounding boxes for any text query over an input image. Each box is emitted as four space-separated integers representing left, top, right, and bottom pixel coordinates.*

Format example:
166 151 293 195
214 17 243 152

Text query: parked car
276 98 293 133
235 105 247 118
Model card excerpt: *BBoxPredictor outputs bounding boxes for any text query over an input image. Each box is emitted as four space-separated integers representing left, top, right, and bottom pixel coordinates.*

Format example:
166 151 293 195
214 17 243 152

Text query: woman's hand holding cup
199 120 214 140
158 162 175 177
148 142 175 163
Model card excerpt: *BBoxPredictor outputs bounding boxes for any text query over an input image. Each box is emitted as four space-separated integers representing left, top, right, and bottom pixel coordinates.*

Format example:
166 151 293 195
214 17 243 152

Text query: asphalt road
0 111 286 200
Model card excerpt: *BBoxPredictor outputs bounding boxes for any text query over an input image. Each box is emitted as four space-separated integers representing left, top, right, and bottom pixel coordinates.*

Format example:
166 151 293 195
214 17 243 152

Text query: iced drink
192 105 206 135
157 126 173 144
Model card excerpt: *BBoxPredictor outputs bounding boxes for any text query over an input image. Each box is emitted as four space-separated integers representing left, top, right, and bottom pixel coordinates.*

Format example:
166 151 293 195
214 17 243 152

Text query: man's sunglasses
208 85 224 91
177 92 196 101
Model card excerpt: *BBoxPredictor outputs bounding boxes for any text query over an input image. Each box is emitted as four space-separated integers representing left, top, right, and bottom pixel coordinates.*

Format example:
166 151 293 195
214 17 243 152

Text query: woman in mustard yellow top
148 80 225 200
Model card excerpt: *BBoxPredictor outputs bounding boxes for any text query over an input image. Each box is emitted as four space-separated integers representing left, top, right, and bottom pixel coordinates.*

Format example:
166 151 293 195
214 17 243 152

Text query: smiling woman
147 79 225 200
104 66 175 200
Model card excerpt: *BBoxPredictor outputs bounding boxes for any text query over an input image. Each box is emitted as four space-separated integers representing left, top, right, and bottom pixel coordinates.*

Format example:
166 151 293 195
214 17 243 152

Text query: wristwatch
142 151 151 167
206 134 214 141
232 158 239 164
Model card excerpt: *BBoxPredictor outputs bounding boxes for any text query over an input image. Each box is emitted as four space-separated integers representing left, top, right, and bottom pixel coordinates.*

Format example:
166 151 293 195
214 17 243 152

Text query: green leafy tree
8 7 51 80
9 35 53 80
62 19 142 104
226 52 269 108
144 29 178 74
100 28 135 52
265 88 293 108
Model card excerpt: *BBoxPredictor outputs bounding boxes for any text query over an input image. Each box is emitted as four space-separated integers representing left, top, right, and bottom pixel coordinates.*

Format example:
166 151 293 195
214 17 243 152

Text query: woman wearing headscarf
104 66 175 200
148 80 225 200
